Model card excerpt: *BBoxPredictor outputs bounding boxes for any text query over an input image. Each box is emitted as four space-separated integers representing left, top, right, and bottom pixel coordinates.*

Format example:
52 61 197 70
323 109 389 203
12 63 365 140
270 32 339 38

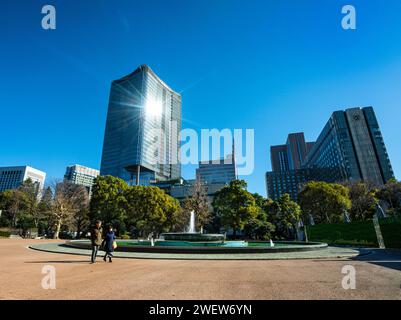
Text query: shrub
0 230 11 238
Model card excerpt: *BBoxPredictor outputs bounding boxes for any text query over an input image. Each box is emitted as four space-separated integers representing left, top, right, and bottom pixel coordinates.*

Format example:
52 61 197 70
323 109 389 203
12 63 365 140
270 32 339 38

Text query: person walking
102 225 116 263
90 220 103 263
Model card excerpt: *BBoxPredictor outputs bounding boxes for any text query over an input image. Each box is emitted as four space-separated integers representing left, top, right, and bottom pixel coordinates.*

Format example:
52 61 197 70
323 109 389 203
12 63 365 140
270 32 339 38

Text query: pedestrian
102 225 116 263
90 220 102 263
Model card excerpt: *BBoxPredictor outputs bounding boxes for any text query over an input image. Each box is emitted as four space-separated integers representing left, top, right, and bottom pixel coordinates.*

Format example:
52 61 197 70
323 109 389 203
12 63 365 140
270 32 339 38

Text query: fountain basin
65 239 328 254
160 232 225 242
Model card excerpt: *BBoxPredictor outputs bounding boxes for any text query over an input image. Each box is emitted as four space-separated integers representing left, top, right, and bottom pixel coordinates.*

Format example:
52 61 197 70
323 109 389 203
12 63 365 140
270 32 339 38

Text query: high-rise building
0 166 46 192
266 107 394 201
270 132 313 172
196 154 237 185
303 107 394 186
267 133 314 200
270 145 289 172
64 164 100 196
100 65 182 185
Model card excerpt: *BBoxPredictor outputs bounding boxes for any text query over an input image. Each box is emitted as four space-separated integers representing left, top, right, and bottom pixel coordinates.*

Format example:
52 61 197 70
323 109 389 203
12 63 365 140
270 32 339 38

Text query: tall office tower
267 133 315 200
196 154 237 185
286 133 309 170
64 164 100 196
270 145 289 172
303 107 394 186
100 65 182 185
0 166 46 192
270 132 312 172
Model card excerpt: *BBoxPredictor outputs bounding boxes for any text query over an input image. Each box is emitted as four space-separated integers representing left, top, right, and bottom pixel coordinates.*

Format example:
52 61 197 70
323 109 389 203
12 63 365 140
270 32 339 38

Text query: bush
0 230 11 238
120 233 131 240
307 217 401 248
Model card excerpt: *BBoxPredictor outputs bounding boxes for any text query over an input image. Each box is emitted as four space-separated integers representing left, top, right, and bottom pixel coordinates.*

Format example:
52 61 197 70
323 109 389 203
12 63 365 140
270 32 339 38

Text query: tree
48 181 89 239
346 181 377 221
212 180 259 236
18 178 42 228
298 181 351 224
181 179 211 232
376 179 401 216
268 194 302 239
0 189 27 227
125 186 181 237
89 175 128 228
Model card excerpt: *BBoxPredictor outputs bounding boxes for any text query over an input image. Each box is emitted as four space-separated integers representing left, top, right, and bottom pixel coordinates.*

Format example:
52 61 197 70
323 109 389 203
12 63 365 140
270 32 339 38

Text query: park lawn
307 217 401 249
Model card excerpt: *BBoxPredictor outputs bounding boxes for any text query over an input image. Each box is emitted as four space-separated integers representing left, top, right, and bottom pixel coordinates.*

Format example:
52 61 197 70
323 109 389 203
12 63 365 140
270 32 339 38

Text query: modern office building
0 166 46 192
64 164 100 196
270 133 313 172
303 107 394 186
100 65 182 186
196 154 237 184
266 107 394 200
266 169 310 201
267 133 315 200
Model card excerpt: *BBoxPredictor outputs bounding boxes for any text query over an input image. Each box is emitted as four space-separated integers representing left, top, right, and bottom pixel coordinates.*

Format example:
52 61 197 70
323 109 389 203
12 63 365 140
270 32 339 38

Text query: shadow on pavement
350 249 401 272
25 260 90 264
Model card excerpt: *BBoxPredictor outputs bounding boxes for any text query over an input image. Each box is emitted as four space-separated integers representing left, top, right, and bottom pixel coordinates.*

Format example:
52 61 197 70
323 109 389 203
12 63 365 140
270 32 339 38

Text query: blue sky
1 0 401 196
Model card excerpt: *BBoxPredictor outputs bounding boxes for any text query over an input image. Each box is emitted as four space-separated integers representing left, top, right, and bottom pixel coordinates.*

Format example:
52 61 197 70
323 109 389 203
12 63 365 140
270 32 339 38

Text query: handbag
112 241 118 249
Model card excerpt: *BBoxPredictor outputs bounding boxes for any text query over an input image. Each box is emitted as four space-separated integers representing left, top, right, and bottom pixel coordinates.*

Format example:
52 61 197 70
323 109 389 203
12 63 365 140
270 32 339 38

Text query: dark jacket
91 227 103 246
103 231 116 253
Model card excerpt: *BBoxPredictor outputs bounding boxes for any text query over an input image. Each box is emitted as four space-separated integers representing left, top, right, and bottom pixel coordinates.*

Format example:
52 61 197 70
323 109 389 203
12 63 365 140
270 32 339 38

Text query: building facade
270 133 312 172
303 107 394 186
0 166 46 192
100 65 182 186
267 133 314 200
266 107 394 200
196 154 237 185
64 164 100 196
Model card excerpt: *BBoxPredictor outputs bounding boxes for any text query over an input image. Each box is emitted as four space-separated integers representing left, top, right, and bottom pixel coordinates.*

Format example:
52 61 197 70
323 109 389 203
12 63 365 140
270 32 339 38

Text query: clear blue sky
1 0 401 196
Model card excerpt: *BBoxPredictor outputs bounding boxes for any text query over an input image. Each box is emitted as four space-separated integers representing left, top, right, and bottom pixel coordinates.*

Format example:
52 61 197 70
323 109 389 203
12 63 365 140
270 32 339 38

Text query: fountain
64 210 328 255
160 210 225 242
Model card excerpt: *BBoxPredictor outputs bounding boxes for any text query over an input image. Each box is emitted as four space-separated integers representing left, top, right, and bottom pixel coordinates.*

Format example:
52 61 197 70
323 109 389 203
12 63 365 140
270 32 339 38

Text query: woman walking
102 225 116 263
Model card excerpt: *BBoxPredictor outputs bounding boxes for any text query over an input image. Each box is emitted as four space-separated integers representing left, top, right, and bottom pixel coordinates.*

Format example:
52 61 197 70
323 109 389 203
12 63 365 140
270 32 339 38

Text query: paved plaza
0 239 400 300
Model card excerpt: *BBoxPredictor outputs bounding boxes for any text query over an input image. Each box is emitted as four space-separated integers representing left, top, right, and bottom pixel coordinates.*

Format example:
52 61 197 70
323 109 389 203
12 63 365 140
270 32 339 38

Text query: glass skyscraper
100 65 181 185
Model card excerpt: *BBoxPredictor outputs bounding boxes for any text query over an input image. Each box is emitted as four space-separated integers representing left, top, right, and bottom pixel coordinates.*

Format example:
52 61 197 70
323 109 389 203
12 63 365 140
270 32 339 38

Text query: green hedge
0 230 11 238
307 217 401 248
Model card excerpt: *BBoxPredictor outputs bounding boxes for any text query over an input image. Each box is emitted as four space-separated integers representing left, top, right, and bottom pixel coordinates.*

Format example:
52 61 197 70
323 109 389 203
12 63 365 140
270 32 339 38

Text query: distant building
196 154 237 185
0 166 46 192
100 64 181 186
64 164 100 196
267 133 314 200
266 107 394 200
303 107 394 186
270 133 313 172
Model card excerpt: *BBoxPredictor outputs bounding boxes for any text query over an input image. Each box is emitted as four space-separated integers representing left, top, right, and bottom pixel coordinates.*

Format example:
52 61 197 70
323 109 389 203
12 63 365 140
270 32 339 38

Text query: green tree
125 186 181 237
18 178 42 228
212 180 259 236
268 194 302 239
298 181 351 224
89 175 128 227
376 179 401 216
347 181 377 221
0 189 28 227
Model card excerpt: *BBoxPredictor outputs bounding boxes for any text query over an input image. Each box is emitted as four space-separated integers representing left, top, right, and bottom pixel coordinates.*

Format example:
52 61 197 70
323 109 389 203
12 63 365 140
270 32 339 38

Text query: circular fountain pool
65 239 328 254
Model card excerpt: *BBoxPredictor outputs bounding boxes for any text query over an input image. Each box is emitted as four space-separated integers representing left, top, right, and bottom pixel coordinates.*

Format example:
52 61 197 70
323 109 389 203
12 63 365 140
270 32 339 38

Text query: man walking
90 220 103 263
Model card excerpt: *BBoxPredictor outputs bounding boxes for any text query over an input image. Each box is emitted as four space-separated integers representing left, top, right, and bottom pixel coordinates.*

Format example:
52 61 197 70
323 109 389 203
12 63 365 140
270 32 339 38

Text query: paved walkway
1 239 400 299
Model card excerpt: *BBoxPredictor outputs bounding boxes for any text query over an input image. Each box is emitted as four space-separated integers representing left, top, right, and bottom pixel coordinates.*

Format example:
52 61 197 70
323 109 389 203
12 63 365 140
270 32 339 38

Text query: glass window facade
100 65 181 185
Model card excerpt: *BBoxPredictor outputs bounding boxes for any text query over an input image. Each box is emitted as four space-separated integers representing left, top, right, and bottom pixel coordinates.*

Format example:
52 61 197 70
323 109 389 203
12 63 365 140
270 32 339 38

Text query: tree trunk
54 221 61 239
